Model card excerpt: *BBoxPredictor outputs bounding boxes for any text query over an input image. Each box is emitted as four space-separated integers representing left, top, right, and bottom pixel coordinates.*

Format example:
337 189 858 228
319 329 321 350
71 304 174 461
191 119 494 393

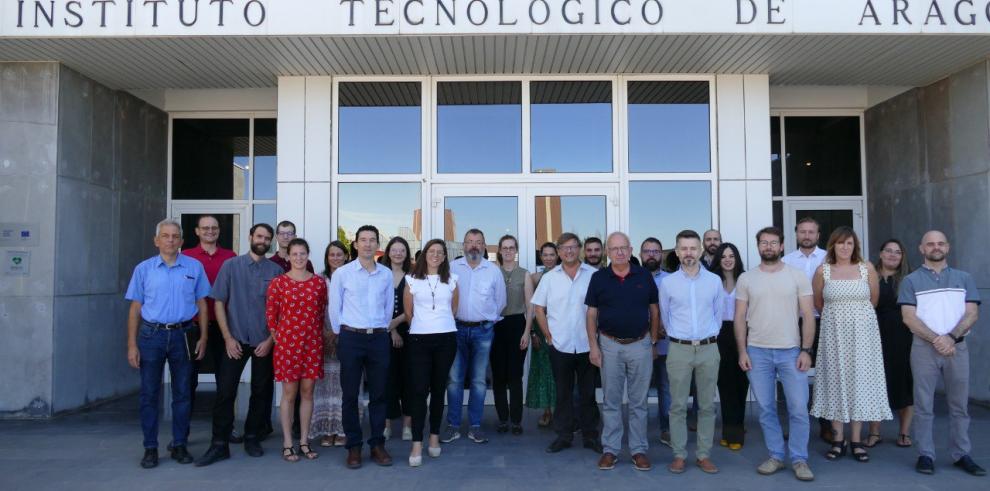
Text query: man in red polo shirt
182 215 237 436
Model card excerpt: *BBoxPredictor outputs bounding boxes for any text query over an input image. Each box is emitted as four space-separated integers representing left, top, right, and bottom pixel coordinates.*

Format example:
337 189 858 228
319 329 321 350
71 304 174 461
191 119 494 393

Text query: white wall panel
304 77 333 182
717 180 749 264
715 75 746 181
304 182 332 274
277 77 306 182
743 75 772 180
276 182 306 237
745 180 773 269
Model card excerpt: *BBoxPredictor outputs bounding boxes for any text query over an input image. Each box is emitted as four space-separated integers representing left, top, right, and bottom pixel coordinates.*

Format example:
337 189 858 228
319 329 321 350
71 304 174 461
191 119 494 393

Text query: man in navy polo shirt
585 231 660 472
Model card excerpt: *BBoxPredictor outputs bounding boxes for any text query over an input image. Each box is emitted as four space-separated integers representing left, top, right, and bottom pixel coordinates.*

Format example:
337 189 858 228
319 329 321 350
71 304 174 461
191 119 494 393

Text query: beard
251 242 269 256
465 247 483 261
681 257 697 267
585 255 601 266
760 250 781 262
924 251 945 262
643 258 660 272
705 245 719 255
799 238 817 249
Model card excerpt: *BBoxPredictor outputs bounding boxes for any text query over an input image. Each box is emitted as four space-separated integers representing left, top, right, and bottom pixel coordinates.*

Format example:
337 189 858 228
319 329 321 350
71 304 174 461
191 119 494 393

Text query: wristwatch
800 347 813 355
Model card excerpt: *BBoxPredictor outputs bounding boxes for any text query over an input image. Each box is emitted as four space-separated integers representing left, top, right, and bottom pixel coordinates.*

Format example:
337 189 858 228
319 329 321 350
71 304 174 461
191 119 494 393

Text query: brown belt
669 336 718 346
600 332 647 345
341 325 387 335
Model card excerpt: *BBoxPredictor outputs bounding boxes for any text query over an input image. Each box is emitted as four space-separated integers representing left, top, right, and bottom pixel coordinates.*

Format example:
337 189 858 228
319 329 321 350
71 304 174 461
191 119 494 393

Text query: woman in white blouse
402 239 459 467
710 242 748 450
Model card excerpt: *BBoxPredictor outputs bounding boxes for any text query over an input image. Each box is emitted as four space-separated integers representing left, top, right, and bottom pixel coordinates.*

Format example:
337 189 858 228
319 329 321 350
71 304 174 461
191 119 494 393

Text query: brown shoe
370 445 393 467
668 457 686 474
345 447 362 469
632 453 652 471
598 452 617 470
696 458 719 474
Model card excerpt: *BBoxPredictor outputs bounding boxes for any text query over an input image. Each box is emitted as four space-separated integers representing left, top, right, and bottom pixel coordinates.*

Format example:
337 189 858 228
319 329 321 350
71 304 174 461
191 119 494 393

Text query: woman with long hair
403 239 459 467
527 242 560 427
309 241 350 448
810 227 892 463
380 237 414 441
710 242 748 450
267 238 326 462
866 239 914 448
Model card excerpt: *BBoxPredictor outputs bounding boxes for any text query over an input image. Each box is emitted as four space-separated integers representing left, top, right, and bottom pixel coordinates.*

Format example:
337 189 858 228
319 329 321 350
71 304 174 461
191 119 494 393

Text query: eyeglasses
758 240 781 247
641 249 662 256
607 247 630 255
426 250 446 257
558 245 579 252
277 231 296 238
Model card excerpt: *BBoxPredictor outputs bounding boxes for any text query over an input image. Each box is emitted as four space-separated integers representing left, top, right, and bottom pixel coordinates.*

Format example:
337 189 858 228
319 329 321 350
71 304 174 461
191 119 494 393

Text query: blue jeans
746 346 810 463
446 321 494 427
653 355 671 432
138 323 194 449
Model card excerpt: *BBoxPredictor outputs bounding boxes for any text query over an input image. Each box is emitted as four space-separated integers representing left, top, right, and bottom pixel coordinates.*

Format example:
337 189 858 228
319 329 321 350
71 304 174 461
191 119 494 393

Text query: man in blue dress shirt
659 230 725 475
125 219 211 469
328 224 396 469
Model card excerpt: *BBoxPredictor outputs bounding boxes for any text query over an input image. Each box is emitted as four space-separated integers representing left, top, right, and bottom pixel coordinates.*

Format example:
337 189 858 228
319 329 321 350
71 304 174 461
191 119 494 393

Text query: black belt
143 320 192 330
456 320 486 327
601 332 647 345
341 325 387 335
669 336 718 346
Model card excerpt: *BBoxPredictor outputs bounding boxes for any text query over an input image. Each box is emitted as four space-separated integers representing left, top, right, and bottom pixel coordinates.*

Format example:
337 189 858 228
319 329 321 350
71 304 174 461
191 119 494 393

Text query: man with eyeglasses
734 226 817 482
586 232 660 472
270 220 315 273
641 237 672 447
535 233 601 455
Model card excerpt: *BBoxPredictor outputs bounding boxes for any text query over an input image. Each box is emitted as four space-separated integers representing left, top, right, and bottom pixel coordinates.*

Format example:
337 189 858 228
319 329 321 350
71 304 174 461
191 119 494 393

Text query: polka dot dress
810 263 893 423
266 274 327 383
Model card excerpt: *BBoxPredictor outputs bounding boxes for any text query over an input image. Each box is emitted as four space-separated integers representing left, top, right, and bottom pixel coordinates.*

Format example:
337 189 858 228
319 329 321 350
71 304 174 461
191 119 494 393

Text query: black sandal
850 442 870 462
299 443 319 460
896 434 912 448
825 440 848 460
865 433 883 448
282 446 299 462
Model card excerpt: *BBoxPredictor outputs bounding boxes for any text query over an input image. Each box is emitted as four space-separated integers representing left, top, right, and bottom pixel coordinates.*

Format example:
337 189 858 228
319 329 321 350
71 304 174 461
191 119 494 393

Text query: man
180 215 236 436
584 237 604 269
442 229 507 444
660 230 724 474
781 217 829 442
899 231 985 476
734 226 817 482
701 229 722 270
270 220 314 273
328 225 395 469
586 232 660 471
534 233 602 455
125 219 210 469
641 237 672 447
194 223 284 467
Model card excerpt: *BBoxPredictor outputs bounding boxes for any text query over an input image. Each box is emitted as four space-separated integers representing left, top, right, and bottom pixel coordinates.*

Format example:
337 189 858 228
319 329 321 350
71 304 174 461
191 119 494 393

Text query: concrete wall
866 60 990 403
0 62 167 417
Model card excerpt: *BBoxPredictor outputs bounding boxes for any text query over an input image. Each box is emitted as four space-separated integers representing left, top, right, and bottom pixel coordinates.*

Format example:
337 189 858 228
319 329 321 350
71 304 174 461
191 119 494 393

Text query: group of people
125 215 985 480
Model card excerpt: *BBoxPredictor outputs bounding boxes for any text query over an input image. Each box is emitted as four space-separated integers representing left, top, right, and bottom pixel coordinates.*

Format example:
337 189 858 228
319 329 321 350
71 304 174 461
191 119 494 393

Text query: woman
266 238 326 462
309 241 350 448
711 242 748 450
380 237 413 441
866 239 914 448
810 227 892 462
490 235 534 434
527 242 559 427
403 239 459 467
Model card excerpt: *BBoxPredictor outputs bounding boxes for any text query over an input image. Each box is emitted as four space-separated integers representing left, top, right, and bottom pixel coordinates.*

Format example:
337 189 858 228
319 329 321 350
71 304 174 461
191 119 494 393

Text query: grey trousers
599 334 653 456
911 337 970 461
667 342 720 460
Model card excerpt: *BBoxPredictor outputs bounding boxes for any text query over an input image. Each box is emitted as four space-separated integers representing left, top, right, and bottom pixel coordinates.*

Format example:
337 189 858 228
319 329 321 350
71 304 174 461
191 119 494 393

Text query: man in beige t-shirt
733 226 817 482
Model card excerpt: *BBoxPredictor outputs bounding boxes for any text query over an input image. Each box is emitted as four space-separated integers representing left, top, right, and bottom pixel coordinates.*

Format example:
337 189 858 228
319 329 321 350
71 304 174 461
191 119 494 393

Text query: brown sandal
299 443 319 460
865 433 883 448
896 434 912 447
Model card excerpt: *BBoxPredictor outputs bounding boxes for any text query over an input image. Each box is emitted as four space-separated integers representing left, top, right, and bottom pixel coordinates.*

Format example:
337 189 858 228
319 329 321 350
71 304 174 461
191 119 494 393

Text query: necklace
427 275 441 310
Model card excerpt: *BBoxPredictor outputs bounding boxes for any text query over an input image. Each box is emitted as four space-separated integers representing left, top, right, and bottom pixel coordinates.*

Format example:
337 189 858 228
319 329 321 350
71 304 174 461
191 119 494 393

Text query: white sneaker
428 446 442 458
383 426 392 440
408 454 422 467
402 427 413 441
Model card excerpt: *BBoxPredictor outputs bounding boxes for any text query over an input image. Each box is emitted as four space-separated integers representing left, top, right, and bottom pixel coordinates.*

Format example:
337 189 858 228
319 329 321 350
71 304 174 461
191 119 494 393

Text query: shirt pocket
476 282 494 301
182 275 198 302
261 278 272 299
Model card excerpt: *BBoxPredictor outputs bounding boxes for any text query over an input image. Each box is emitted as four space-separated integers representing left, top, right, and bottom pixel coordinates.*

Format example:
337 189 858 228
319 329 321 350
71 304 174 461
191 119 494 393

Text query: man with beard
734 226 816 482
584 237 605 269
641 237 672 447
701 229 722 270
899 231 984 476
660 230 724 475
442 229 507 445
196 223 284 466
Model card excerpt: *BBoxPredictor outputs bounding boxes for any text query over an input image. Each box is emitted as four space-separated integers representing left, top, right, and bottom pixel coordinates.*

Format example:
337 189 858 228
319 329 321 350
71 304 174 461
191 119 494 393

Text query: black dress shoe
583 438 604 454
244 439 264 458
511 424 523 435
954 455 987 476
140 448 159 469
916 456 935 475
229 429 245 444
194 444 230 467
496 422 509 434
170 445 194 464
546 439 572 453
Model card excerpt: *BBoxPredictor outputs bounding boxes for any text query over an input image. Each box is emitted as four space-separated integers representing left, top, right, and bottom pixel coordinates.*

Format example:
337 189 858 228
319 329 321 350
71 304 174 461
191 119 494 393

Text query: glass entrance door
783 200 866 253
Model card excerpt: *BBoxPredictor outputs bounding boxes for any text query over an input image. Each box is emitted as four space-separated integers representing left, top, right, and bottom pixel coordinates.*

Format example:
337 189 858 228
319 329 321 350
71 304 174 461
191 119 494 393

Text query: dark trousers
386 327 411 420
548 346 598 441
490 314 527 425
188 321 224 411
338 329 391 449
211 342 274 444
406 332 458 442
716 321 749 444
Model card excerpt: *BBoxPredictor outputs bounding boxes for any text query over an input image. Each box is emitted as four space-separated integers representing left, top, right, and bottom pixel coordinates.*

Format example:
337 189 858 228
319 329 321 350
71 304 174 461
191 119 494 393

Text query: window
253 118 277 200
443 196 518 259
771 116 782 197
784 116 862 196
530 81 613 173
438 81 522 173
337 183 421 253
338 82 422 174
628 81 711 173
629 181 712 252
172 119 250 200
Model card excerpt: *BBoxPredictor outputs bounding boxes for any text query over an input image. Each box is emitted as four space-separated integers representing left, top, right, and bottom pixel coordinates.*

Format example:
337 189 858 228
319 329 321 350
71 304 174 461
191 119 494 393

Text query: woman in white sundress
810 226 892 463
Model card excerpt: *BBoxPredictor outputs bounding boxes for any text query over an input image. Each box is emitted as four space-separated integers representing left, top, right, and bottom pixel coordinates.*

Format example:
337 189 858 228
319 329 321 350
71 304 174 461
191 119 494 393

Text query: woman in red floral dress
266 238 326 462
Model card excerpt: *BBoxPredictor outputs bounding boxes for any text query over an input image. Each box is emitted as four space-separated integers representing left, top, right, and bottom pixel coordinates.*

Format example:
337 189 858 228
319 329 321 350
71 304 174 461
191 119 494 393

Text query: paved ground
1 394 987 491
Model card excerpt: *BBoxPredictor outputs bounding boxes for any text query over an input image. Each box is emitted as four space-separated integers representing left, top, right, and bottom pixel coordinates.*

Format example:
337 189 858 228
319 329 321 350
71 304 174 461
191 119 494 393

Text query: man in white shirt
533 232 602 455
441 229 507 445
